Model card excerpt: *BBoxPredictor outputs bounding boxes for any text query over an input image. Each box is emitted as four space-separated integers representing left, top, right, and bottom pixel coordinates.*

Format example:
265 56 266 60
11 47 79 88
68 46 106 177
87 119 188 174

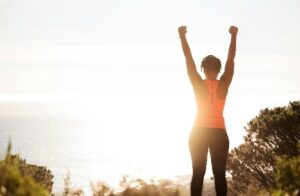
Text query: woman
178 25 238 196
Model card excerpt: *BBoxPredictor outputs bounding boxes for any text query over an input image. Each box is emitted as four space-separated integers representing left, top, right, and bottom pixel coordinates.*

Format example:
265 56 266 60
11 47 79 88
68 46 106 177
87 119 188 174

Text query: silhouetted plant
63 170 84 196
89 175 183 196
90 180 115 196
0 140 49 196
227 101 300 194
272 142 300 195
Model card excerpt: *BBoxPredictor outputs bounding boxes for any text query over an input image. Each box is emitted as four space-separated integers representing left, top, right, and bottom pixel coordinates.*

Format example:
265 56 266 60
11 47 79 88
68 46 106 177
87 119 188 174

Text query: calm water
0 93 234 194
0 115 192 195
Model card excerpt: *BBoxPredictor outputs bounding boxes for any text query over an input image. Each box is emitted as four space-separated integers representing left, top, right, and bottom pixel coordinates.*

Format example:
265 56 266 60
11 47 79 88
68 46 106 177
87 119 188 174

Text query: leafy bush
227 101 300 193
7 154 54 193
272 143 300 196
0 141 50 195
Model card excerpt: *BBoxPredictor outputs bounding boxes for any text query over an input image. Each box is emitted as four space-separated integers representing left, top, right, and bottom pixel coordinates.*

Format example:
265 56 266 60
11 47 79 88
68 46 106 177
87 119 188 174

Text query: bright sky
1 0 300 183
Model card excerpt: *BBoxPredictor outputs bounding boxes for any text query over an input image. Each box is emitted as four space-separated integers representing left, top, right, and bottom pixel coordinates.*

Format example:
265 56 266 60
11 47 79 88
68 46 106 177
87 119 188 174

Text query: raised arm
178 26 205 96
220 26 238 94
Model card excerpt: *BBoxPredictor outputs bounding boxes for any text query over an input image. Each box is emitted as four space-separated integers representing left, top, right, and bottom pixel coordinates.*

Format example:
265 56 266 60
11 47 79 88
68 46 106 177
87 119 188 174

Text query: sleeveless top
194 79 226 129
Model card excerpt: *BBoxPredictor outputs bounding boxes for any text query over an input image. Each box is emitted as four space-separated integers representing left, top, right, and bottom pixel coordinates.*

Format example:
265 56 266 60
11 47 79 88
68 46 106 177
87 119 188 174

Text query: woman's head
201 55 221 80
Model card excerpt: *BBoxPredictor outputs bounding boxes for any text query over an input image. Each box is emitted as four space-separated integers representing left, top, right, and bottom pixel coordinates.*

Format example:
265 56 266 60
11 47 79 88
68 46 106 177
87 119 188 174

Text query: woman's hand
229 26 238 35
178 26 187 37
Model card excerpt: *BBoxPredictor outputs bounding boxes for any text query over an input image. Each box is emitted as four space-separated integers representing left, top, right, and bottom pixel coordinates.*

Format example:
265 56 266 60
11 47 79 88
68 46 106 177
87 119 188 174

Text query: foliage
227 101 300 193
62 170 84 196
272 143 300 195
90 175 183 196
271 189 299 196
7 154 54 193
0 140 49 196
65 174 185 196
90 179 114 196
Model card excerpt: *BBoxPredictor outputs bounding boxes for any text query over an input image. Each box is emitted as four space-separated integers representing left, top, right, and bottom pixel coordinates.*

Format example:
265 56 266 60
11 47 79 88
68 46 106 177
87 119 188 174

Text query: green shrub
6 154 54 193
227 101 300 193
272 143 300 196
0 141 49 196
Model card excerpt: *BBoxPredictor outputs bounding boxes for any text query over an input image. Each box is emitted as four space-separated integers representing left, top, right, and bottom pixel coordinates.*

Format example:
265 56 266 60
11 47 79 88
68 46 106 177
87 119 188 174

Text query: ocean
0 93 222 195
0 113 194 195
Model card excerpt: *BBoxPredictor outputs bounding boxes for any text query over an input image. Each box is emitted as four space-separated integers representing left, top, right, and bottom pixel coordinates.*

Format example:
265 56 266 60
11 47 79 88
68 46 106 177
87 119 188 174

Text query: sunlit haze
0 0 300 193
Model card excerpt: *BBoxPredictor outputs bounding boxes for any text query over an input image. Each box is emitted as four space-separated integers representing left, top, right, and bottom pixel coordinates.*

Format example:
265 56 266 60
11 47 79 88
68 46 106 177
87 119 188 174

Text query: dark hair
201 55 221 73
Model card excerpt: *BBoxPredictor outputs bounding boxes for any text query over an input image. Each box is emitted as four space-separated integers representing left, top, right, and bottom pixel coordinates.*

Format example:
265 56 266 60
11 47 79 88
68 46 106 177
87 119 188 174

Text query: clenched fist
178 26 187 37
229 26 238 35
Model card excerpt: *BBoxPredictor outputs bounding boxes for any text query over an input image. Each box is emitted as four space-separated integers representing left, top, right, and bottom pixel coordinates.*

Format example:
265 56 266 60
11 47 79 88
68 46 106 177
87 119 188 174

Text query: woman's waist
196 111 224 118
194 115 225 129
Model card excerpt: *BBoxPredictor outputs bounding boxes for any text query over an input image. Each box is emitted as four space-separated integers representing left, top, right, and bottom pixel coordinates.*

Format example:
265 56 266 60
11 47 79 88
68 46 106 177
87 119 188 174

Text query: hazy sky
1 1 300 189
1 0 300 150
1 0 300 92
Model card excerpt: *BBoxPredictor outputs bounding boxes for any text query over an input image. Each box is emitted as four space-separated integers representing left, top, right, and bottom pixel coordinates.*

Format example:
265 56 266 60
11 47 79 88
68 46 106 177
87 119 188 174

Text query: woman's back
194 79 226 129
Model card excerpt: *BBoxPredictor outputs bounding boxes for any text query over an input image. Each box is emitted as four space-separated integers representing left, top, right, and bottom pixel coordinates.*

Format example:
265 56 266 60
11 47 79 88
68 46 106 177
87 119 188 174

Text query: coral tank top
194 79 226 129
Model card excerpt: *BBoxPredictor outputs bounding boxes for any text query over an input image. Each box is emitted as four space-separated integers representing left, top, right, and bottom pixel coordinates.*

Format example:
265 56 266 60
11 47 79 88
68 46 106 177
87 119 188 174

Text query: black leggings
189 127 229 196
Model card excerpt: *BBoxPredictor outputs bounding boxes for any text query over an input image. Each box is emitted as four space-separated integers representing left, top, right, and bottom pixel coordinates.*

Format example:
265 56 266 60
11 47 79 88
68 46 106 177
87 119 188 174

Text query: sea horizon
0 114 205 195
